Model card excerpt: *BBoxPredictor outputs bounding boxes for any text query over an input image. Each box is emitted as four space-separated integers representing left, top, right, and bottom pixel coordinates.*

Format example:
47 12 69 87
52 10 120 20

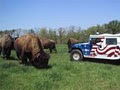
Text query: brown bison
67 38 79 53
0 34 13 59
14 34 50 68
0 38 2 55
40 38 57 53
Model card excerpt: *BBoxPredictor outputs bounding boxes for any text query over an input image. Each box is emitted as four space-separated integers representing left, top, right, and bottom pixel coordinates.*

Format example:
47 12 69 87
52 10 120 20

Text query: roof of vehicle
90 33 120 38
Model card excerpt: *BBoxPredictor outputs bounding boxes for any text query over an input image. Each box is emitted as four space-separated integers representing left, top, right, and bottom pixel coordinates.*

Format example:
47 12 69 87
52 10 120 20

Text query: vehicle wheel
70 49 83 61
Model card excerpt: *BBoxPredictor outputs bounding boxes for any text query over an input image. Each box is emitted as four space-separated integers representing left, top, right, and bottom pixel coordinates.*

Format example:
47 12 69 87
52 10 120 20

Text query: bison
0 34 13 59
40 38 57 53
14 34 50 68
67 38 79 53
0 38 2 55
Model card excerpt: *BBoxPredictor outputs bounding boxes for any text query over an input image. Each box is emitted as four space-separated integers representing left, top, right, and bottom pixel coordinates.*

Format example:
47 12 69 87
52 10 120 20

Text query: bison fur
67 38 79 53
40 38 57 53
0 34 13 59
14 34 50 68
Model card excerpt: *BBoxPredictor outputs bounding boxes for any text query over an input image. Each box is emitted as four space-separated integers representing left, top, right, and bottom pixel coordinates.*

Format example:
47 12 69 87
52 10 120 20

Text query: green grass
0 44 120 90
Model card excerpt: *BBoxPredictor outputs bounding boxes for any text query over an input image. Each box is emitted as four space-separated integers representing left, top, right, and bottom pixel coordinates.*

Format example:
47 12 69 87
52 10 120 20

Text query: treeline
0 20 120 44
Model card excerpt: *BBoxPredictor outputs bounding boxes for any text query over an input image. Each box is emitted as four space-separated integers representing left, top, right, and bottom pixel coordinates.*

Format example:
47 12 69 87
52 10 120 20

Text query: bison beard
14 34 50 68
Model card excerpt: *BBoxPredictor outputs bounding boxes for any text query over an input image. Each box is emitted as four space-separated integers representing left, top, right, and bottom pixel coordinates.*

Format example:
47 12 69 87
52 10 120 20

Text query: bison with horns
0 34 13 59
14 34 50 68
67 38 79 53
40 38 57 53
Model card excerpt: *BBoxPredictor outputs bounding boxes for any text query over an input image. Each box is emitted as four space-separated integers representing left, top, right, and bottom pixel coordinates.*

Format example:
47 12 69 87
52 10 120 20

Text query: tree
39 27 49 38
28 29 35 34
67 26 76 38
48 29 57 43
105 20 120 34
57 27 66 44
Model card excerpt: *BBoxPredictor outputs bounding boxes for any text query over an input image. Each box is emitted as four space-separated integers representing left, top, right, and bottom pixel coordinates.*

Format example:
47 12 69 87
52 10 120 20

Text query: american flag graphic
90 38 120 57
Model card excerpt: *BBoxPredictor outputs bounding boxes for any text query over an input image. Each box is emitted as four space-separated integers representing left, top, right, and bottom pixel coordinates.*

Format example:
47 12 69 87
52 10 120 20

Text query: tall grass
0 44 120 90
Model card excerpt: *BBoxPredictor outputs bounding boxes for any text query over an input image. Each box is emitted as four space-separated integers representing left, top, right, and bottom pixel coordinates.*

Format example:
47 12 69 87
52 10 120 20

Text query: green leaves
105 20 120 34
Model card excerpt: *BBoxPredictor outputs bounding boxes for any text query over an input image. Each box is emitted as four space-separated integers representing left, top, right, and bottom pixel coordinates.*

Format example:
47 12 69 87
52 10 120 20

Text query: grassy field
0 44 120 90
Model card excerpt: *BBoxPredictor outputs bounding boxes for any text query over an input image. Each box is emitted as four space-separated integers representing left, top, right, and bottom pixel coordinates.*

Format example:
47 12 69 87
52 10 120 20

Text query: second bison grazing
67 38 79 53
14 34 50 68
0 34 13 59
40 38 57 53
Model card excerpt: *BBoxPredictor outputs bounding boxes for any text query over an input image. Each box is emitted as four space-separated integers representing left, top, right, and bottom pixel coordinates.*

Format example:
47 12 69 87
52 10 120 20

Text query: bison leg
49 48 52 53
67 43 71 53
53 47 57 53
20 53 28 65
26 53 32 65
20 57 27 65
16 52 20 60
6 49 11 59
68 48 71 53
2 47 7 59
52 44 57 53
0 47 2 55
16 52 25 64
68 44 72 53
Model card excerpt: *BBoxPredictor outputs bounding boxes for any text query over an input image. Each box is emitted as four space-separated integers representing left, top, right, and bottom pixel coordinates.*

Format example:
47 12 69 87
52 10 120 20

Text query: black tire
70 49 83 61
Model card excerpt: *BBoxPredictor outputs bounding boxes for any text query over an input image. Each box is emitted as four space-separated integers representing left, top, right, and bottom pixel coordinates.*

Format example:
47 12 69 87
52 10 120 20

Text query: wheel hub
73 53 80 60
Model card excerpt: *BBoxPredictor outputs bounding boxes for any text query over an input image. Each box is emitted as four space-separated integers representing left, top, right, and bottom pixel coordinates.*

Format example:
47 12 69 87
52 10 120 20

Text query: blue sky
0 0 120 30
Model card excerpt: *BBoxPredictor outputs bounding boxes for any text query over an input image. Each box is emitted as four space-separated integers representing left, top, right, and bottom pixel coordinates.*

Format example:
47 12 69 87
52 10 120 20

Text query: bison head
32 51 50 68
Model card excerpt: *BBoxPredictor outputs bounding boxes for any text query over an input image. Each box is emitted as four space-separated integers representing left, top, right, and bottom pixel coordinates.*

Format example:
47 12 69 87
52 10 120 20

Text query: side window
106 38 117 45
91 38 101 44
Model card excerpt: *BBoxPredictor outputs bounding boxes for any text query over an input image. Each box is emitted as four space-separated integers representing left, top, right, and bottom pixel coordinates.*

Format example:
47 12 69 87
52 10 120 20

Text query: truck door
90 38 103 56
